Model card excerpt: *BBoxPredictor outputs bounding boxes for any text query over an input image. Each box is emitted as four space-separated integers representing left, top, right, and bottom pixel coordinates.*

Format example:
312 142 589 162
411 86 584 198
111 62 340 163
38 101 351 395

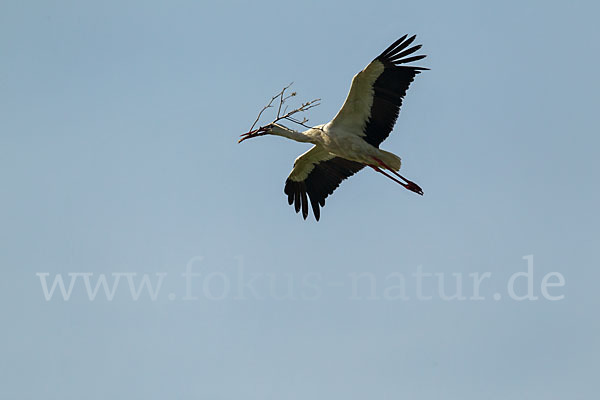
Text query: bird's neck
270 124 314 143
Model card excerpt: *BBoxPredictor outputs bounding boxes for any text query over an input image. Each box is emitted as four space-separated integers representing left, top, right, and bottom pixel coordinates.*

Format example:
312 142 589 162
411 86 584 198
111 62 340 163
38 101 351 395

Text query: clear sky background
1 1 599 399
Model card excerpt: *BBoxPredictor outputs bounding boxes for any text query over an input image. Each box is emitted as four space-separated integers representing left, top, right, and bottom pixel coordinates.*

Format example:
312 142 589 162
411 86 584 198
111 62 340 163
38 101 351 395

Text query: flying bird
239 35 428 221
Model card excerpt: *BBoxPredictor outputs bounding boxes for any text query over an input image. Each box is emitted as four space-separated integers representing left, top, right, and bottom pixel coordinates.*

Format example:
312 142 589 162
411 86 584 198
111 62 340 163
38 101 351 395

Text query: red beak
238 126 267 143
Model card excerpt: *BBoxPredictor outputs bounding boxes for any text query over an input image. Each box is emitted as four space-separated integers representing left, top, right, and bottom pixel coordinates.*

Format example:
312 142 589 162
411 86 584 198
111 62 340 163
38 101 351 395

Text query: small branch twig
247 83 321 133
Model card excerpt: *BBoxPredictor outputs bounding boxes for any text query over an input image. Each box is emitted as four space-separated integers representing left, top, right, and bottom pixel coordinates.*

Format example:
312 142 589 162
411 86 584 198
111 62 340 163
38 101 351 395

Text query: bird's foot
405 180 424 196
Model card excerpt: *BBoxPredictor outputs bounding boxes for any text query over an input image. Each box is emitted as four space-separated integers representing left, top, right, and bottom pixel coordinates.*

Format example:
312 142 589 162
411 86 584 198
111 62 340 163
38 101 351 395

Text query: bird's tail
378 150 401 171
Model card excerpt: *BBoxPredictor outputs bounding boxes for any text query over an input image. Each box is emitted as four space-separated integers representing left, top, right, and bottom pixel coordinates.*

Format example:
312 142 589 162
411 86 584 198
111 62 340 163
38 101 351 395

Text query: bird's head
238 123 275 143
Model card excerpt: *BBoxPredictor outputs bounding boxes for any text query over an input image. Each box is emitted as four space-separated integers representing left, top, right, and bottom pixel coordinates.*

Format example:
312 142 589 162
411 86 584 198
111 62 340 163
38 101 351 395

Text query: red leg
371 157 423 195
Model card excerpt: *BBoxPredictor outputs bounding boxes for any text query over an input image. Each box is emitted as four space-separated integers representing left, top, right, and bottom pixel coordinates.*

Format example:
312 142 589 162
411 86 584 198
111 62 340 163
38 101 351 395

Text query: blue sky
1 1 599 399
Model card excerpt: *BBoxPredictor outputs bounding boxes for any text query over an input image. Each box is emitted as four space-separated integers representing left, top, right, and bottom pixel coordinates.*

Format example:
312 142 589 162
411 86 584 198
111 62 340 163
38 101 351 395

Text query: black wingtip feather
380 34 408 57
389 44 422 62
377 35 427 69
396 54 427 65
284 181 294 205
294 188 301 213
310 198 320 221
301 190 309 219
383 35 417 59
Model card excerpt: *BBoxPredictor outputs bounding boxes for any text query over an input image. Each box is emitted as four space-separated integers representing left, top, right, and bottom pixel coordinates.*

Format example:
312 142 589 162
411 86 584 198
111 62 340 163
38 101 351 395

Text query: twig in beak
240 83 321 143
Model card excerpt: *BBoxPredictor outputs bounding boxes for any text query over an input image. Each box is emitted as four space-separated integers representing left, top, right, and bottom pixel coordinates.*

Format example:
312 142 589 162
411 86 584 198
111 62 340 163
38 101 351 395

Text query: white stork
239 35 428 221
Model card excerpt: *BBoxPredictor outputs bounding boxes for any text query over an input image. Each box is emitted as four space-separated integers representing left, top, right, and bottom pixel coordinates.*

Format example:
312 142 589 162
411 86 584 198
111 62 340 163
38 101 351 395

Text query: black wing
284 146 364 221
330 35 428 148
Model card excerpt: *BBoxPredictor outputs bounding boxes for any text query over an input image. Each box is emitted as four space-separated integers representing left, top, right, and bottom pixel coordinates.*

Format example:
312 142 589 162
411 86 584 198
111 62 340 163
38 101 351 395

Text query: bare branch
246 83 322 134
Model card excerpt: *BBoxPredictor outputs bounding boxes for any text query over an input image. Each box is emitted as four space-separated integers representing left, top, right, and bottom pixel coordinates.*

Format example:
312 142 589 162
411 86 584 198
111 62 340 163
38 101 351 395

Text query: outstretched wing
329 35 428 148
284 146 364 221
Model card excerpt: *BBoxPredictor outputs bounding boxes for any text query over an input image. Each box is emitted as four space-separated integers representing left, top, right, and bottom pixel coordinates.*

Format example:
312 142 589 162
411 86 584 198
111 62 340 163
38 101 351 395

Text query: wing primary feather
309 196 321 221
389 44 422 62
301 189 308 219
383 35 417 59
395 55 428 65
284 182 294 205
294 187 301 213
379 34 408 57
